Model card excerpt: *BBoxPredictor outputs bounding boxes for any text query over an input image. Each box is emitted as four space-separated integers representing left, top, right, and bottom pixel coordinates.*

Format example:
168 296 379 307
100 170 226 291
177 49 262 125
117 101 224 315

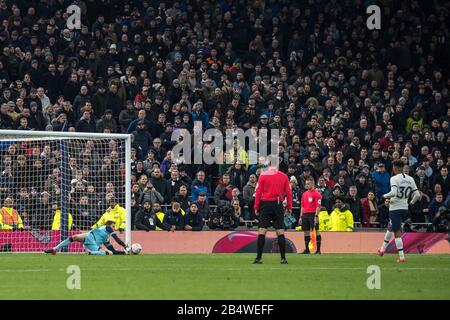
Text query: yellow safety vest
91 204 126 230
51 210 73 230
330 208 354 232
318 210 331 231
0 207 23 230
155 211 165 231
229 148 249 168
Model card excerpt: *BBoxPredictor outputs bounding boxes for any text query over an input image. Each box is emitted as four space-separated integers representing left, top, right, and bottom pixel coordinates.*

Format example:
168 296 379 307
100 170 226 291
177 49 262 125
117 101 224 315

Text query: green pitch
1 254 449 300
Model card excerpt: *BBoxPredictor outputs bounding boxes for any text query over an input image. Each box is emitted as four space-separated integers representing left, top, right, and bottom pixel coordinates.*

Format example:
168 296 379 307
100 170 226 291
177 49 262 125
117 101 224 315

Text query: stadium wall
0 231 449 253
131 231 450 254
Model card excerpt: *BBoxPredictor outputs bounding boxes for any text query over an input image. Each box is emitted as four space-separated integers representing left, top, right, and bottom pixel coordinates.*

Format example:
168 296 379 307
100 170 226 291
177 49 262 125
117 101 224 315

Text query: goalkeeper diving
44 220 127 255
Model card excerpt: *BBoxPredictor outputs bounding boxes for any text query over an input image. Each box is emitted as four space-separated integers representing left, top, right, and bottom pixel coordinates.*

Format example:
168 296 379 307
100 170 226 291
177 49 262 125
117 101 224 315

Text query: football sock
53 237 72 251
381 231 393 251
278 234 286 259
304 235 311 251
256 234 265 259
395 238 405 259
90 250 108 255
316 235 322 252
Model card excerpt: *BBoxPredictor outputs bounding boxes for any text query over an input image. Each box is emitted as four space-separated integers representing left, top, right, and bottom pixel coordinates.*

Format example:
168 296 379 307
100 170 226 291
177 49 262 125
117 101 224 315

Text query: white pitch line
3 267 450 272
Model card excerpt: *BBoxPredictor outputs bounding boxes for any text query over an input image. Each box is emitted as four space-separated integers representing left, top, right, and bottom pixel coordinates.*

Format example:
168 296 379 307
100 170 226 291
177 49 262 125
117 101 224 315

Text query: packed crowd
1 0 450 232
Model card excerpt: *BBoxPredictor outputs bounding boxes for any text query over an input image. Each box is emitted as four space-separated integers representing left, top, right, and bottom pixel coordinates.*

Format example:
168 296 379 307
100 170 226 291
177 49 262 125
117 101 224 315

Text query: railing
156 204 433 231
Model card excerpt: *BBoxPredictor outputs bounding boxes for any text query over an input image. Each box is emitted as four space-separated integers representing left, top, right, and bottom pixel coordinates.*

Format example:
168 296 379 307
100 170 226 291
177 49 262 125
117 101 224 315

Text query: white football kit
385 173 418 211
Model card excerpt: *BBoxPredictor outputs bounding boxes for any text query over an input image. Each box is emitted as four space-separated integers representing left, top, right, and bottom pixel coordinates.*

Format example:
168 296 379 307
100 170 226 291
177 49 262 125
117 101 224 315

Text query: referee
299 177 323 254
253 156 292 264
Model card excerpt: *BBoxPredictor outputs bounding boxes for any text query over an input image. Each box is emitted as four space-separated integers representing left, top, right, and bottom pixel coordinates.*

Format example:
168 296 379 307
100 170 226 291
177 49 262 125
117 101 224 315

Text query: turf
0 253 449 300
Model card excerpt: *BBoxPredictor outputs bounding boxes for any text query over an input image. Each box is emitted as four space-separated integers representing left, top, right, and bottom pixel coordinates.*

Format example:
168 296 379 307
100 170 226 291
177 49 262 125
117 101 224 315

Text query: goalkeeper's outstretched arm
103 225 128 254
105 243 127 255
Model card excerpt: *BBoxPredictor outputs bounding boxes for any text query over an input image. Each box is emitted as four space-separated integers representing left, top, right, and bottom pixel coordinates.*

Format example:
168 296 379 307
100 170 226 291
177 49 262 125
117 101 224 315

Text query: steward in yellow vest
330 197 354 232
92 196 126 231
0 197 24 230
318 208 331 231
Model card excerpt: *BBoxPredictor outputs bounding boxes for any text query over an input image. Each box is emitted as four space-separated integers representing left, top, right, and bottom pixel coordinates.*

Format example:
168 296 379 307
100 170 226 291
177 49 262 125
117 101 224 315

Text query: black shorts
302 213 317 231
388 209 408 232
258 201 285 230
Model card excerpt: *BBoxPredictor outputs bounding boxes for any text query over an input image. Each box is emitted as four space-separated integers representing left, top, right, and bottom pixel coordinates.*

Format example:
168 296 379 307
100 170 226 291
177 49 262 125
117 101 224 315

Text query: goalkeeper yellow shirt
91 204 126 230
318 210 331 231
330 208 354 232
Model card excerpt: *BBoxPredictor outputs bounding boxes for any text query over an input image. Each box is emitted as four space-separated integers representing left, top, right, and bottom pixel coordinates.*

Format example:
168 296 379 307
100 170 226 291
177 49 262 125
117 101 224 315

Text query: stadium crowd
0 0 450 232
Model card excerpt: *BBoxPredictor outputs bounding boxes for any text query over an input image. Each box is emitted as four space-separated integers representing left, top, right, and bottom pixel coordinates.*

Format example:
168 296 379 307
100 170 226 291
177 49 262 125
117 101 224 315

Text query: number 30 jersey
388 173 418 211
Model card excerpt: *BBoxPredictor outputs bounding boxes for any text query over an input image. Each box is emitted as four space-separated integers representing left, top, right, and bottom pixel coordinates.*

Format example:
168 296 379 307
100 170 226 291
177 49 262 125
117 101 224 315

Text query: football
130 243 142 255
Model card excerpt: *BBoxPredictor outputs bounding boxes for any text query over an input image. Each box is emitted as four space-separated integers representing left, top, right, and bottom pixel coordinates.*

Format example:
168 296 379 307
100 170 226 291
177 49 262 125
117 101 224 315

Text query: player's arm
284 175 293 213
106 225 127 248
253 176 264 214
409 179 421 205
383 178 398 199
410 190 421 205
314 193 322 225
104 243 126 255
299 194 304 225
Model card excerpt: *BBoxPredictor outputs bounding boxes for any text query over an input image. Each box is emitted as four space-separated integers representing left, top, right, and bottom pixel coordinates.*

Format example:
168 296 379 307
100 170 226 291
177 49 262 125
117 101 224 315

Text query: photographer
208 202 239 230
433 207 450 232
139 182 164 206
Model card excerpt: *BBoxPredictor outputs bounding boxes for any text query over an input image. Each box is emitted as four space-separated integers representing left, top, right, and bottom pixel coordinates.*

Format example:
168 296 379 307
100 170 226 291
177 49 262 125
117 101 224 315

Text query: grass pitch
0 253 449 300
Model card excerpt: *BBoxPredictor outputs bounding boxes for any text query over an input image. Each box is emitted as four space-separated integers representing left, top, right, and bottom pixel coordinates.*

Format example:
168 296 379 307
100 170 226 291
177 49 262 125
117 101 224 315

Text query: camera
433 207 450 232
208 202 237 230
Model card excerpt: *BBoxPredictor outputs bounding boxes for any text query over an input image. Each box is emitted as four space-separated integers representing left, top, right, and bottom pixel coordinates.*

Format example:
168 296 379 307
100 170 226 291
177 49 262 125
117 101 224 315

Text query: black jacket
29 110 47 131
135 208 170 231
63 81 81 103
377 203 390 228
172 193 191 211
184 211 204 231
75 117 97 133
433 175 450 198
346 195 362 222
194 200 210 220
150 176 171 203
163 209 185 230
0 112 15 129
92 92 108 118
106 92 123 119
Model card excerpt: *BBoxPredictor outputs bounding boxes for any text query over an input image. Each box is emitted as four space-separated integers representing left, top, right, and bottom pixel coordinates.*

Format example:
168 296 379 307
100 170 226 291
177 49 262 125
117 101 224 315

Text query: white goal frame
0 130 132 249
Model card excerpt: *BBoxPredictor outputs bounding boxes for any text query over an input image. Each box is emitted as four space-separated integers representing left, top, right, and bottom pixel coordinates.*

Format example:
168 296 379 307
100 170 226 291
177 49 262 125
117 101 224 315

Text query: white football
130 243 142 255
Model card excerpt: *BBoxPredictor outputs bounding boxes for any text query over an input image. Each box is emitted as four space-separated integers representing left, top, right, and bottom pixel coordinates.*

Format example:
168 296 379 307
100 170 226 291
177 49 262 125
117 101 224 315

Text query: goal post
0 130 132 252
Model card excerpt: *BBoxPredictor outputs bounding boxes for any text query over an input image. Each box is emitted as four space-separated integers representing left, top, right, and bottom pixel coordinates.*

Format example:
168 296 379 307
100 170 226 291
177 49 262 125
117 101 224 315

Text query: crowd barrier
129 231 450 254
1 230 448 254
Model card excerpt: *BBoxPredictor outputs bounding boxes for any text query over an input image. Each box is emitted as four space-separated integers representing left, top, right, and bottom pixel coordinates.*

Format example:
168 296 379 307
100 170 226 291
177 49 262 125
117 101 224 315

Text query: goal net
0 130 131 252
